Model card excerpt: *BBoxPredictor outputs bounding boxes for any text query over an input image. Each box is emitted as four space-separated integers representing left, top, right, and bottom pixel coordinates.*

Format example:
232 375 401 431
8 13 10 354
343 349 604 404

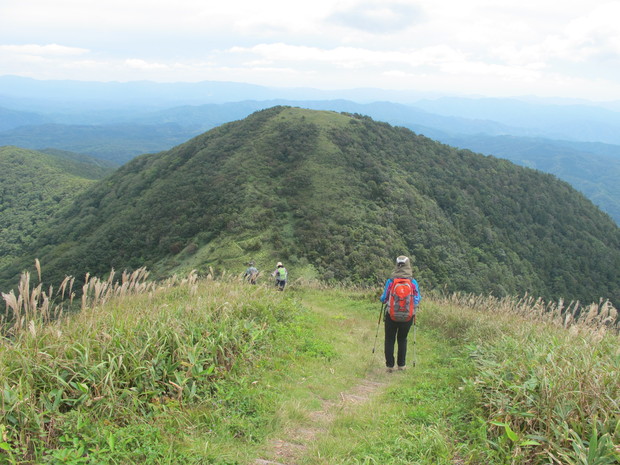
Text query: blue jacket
380 278 421 306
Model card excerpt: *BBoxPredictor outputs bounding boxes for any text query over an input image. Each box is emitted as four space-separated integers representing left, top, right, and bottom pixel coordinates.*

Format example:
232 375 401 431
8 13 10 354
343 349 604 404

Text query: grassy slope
1 274 617 464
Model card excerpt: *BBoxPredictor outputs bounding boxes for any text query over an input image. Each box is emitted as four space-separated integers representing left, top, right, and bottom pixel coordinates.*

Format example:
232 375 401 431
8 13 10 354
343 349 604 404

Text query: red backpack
388 278 417 322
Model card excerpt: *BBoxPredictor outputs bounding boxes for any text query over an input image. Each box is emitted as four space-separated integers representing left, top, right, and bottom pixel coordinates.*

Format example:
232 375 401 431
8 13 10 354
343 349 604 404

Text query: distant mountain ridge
413 96 620 144
2 107 618 308
0 106 51 131
0 122 195 164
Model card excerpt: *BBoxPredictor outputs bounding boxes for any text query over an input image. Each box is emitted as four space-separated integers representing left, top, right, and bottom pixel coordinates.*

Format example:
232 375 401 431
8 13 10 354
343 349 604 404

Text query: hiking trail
254 369 387 465
249 289 471 465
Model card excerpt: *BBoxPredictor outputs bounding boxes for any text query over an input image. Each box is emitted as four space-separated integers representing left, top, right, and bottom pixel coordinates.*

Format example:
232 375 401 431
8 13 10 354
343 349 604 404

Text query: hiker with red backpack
379 255 421 372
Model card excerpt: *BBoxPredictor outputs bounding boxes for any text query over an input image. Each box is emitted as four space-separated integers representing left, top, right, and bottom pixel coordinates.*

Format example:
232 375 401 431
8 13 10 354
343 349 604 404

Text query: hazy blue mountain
0 106 51 131
133 101 271 132
413 97 620 145
3 76 619 141
0 75 434 112
0 123 195 164
0 75 275 109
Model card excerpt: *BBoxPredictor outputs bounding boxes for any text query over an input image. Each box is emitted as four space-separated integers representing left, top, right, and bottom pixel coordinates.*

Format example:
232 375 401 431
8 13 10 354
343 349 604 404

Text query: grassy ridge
0 272 618 464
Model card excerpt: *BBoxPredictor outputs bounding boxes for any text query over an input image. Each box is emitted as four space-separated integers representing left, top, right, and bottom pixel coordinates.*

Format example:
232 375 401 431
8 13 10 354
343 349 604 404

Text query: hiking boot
397 366 406 371
386 367 394 373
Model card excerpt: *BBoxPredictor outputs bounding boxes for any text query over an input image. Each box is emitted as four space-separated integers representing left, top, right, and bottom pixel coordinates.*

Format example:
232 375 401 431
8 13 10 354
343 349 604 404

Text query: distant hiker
272 262 287 291
244 262 259 284
379 255 421 372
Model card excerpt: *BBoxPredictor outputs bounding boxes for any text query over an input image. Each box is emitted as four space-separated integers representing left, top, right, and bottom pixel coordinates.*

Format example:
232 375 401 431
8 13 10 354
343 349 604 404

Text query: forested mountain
441 135 620 224
133 101 620 224
0 146 114 268
37 148 118 179
1 107 618 306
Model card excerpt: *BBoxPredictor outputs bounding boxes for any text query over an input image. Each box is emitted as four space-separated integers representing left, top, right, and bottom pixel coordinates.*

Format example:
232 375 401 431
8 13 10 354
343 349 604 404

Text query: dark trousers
384 317 413 368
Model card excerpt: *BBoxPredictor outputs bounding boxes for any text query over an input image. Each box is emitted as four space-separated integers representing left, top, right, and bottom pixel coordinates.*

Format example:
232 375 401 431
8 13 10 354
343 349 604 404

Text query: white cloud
125 59 169 70
561 2 620 59
0 0 619 99
227 42 545 84
328 2 424 34
0 44 89 56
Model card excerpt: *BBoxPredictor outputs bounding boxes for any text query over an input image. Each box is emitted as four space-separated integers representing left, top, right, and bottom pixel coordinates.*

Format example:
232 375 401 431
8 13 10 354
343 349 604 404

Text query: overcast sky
1 0 620 100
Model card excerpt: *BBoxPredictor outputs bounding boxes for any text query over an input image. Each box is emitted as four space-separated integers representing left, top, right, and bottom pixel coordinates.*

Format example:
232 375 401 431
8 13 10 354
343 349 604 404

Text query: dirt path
254 371 387 465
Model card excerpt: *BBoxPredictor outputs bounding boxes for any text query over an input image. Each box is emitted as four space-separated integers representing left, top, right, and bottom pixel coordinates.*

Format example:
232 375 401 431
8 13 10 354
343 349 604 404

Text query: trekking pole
412 313 417 367
372 303 384 354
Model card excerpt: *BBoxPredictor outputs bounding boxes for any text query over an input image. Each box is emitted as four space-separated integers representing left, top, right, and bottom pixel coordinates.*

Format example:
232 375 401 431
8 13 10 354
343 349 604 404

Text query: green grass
1 275 618 464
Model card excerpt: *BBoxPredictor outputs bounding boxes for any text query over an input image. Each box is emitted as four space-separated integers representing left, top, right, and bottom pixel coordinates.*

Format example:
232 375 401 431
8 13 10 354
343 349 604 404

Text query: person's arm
411 278 421 306
380 279 393 303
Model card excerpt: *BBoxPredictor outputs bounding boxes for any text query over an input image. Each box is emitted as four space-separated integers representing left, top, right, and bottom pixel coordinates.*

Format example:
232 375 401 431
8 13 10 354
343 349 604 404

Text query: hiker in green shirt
272 262 287 291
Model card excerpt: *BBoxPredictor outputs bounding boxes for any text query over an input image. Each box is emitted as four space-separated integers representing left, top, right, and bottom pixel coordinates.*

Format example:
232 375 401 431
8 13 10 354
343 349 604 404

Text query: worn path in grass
252 289 477 465
254 376 387 465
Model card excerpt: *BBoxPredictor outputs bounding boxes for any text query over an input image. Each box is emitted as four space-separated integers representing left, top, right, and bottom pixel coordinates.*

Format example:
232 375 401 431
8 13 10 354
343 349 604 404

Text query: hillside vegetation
442 134 620 224
0 146 114 269
2 106 618 307
36 148 117 180
0 269 618 464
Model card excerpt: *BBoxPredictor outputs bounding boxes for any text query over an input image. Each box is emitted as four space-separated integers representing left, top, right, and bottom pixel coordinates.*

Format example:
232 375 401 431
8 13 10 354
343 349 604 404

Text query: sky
1 0 620 100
